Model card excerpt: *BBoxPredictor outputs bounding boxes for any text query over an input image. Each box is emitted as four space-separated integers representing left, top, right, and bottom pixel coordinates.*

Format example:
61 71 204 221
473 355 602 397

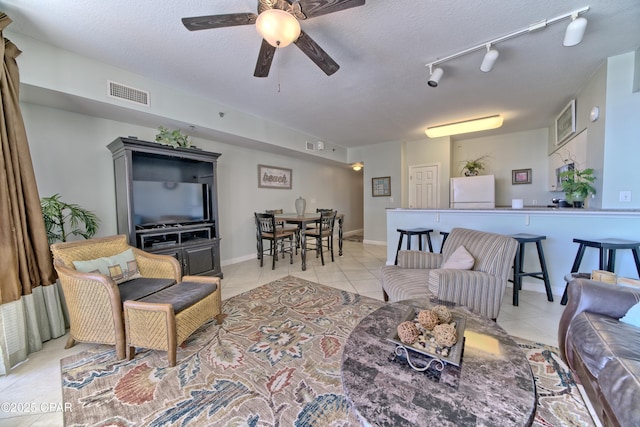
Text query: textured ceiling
2 0 640 148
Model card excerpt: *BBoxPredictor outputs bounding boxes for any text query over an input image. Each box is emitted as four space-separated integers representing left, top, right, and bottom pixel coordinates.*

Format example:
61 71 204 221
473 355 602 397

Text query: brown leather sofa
558 278 640 427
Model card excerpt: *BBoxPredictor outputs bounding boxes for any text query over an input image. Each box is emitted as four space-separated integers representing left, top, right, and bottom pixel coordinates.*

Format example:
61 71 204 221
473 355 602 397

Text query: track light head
428 66 443 87
563 14 587 46
480 44 499 72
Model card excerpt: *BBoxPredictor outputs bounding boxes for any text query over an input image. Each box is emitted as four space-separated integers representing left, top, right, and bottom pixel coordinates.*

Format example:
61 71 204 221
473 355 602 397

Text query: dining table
275 212 344 271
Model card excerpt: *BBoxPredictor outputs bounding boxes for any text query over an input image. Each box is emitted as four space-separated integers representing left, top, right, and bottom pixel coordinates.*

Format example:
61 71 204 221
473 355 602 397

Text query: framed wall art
556 99 576 145
258 164 292 189
512 168 532 185
372 176 391 197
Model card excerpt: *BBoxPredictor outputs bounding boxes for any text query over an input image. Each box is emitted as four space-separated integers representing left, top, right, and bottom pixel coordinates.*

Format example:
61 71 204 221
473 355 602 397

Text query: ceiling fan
182 0 365 77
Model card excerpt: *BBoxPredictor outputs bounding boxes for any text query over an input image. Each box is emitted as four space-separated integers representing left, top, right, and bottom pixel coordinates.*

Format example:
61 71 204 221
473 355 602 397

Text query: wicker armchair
51 235 182 359
381 228 518 319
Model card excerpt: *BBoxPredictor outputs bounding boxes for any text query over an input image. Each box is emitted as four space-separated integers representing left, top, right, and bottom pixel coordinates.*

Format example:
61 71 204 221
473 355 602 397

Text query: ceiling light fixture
255 9 301 48
480 44 499 72
352 162 363 171
425 115 504 138
425 6 589 86
563 14 588 46
427 64 444 87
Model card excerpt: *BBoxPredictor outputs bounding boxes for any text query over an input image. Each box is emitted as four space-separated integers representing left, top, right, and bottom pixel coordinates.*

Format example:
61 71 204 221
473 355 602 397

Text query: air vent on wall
107 81 150 107
306 141 315 151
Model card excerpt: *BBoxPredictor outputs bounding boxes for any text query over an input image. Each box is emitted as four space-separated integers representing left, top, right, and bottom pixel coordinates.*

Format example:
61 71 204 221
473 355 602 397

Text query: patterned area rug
518 339 596 427
61 276 595 426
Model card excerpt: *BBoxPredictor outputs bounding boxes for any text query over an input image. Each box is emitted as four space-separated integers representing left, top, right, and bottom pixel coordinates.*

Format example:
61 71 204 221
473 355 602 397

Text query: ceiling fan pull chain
277 45 281 93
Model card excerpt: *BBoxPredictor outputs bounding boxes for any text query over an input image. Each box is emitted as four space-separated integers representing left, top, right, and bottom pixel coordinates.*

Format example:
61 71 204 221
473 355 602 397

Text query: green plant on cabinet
155 126 192 148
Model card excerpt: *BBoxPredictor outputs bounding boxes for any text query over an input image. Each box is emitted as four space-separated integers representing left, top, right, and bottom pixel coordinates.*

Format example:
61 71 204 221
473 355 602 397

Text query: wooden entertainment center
107 137 222 278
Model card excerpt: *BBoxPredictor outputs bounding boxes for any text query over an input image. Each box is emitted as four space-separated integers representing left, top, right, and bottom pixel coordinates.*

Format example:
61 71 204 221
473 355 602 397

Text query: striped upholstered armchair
381 228 518 319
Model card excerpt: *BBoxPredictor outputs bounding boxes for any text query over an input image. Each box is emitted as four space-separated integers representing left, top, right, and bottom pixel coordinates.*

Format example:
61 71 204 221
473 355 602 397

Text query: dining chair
255 212 296 270
266 209 299 253
306 208 334 230
305 210 337 265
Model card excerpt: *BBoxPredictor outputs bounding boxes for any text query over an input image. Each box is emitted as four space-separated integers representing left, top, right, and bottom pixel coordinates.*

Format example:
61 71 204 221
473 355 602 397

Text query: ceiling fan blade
294 31 339 76
182 13 257 31
297 0 365 19
254 39 277 77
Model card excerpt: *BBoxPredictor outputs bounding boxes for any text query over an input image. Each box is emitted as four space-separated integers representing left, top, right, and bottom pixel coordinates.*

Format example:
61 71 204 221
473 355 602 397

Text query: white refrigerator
450 175 495 208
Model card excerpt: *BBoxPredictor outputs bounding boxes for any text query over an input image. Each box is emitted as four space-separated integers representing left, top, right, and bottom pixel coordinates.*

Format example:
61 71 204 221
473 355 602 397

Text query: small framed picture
512 169 532 185
372 176 391 197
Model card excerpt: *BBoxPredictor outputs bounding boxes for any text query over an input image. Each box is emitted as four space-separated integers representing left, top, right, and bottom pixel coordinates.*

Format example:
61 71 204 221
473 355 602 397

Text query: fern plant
40 194 100 243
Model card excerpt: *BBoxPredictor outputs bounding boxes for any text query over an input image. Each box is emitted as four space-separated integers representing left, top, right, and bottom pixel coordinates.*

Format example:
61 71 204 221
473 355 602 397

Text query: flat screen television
132 180 209 226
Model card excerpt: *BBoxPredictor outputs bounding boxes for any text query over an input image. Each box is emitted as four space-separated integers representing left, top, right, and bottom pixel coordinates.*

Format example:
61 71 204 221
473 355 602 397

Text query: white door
409 164 439 208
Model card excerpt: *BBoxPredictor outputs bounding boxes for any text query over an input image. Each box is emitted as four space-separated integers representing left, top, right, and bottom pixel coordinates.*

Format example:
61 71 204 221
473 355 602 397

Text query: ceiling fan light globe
256 9 301 48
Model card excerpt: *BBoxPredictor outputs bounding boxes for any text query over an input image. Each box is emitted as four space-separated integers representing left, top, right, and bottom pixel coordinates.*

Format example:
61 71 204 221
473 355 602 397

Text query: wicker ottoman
123 276 222 367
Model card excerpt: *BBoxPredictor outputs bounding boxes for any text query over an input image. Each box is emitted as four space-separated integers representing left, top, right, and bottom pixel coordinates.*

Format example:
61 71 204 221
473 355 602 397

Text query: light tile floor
0 240 563 426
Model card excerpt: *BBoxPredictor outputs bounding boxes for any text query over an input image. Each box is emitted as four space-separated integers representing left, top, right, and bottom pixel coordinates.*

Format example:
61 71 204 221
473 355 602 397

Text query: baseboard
507 280 563 298
221 253 257 266
223 229 366 267
343 228 363 237
363 239 386 246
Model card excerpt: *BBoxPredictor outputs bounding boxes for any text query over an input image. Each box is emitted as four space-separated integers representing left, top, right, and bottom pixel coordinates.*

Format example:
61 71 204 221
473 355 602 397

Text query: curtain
0 13 66 376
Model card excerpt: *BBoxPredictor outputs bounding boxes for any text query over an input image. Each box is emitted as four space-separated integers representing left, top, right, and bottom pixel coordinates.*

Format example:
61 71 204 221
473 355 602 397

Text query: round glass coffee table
341 298 536 426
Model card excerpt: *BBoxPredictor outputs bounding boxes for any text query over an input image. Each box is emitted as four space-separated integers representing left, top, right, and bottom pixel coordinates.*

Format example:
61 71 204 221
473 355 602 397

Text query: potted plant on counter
559 167 596 208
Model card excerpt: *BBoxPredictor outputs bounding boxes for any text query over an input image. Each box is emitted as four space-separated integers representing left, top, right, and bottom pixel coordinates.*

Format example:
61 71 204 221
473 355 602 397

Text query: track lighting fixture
563 14 588 46
480 44 499 72
427 65 444 87
424 7 589 86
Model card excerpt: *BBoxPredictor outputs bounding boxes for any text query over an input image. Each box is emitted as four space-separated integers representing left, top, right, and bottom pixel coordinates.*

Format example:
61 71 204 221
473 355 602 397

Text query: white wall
548 59 607 209
349 141 401 244
403 136 452 208
23 103 363 265
603 51 640 208
451 129 550 207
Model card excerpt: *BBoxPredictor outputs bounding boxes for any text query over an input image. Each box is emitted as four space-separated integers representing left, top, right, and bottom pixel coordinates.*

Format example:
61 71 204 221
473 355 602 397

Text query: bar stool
509 234 554 306
561 237 640 305
440 231 450 254
394 228 434 265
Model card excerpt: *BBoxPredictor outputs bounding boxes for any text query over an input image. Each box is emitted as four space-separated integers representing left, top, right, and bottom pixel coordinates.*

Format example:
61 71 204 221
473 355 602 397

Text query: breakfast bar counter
386 208 640 297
